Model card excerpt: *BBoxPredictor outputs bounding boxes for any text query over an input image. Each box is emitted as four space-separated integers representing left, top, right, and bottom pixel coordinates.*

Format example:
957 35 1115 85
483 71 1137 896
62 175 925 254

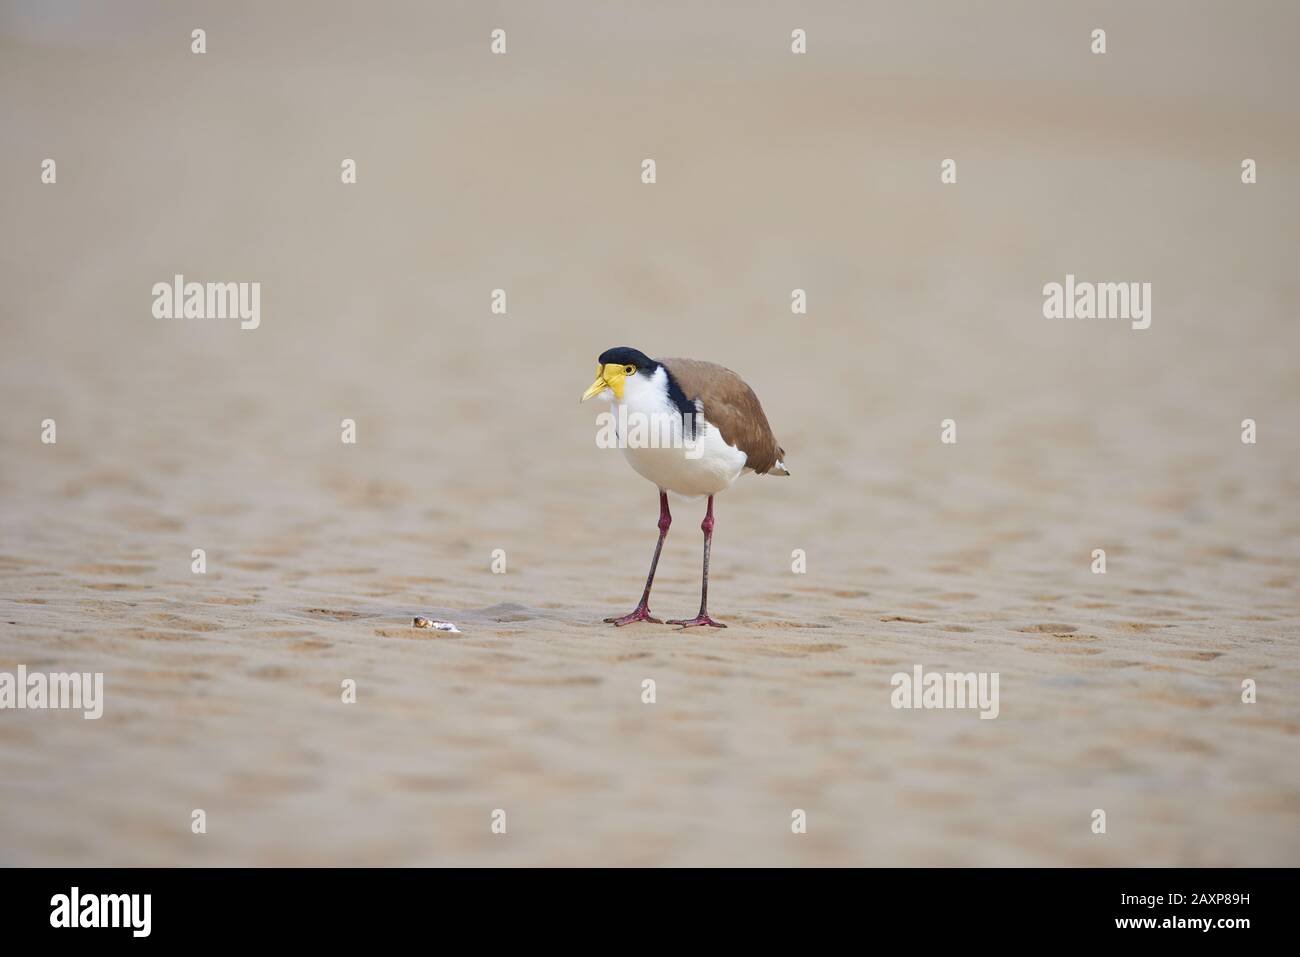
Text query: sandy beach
2 1 1298 866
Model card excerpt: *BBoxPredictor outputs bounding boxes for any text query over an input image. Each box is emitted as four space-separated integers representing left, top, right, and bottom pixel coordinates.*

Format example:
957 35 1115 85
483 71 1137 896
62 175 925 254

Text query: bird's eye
623 365 636 376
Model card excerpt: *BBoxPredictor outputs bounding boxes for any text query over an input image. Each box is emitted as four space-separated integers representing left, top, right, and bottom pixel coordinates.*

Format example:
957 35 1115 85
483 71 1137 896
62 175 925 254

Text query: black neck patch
661 366 699 439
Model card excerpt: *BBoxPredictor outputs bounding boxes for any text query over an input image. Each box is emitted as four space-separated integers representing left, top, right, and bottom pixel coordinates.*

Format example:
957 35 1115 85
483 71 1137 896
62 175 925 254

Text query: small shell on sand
413 616 461 633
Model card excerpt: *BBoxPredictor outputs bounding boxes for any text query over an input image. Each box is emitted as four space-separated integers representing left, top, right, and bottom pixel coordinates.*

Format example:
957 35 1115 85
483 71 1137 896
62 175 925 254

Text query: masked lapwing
581 347 789 628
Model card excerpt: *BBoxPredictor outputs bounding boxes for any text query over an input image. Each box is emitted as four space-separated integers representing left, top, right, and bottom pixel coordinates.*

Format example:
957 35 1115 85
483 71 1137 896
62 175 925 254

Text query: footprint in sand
130 629 197 642
1026 644 1103 655
74 563 154 575
501 675 602 687
752 642 846 657
229 560 277 572
289 639 333 652
148 613 222 632
304 608 365 620
374 627 460 640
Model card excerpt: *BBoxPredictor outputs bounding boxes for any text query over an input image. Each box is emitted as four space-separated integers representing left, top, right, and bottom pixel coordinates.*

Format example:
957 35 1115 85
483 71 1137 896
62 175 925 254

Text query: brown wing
660 358 788 475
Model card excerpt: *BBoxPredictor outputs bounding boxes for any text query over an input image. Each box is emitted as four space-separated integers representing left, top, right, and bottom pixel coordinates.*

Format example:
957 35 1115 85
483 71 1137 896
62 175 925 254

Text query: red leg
668 495 727 629
605 490 671 626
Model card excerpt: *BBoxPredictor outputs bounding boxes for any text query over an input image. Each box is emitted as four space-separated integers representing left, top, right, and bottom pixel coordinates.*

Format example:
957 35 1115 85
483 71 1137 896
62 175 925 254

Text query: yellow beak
581 363 626 402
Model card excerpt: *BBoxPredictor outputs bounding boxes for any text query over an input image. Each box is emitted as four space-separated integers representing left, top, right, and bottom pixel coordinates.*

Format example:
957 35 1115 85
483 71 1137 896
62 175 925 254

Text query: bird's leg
668 495 727 629
604 490 671 626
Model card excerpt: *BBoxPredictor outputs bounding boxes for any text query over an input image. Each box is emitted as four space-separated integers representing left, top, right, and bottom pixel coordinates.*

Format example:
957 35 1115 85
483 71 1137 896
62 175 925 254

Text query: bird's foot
666 613 727 629
603 605 661 626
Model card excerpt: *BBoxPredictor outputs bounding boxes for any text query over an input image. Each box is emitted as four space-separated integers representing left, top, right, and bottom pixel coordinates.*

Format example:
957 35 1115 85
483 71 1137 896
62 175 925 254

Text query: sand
1 1 1298 866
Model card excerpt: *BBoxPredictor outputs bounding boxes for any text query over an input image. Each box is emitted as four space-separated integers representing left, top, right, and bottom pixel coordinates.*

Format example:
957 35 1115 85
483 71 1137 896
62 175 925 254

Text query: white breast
609 366 748 497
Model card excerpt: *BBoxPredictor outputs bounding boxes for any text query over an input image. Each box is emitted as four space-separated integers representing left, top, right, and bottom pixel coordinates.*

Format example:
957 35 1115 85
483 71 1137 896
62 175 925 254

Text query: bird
581 346 789 628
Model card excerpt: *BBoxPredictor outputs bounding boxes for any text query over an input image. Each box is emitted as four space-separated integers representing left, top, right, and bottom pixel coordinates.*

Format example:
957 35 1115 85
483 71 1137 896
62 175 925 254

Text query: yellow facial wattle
581 362 628 402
